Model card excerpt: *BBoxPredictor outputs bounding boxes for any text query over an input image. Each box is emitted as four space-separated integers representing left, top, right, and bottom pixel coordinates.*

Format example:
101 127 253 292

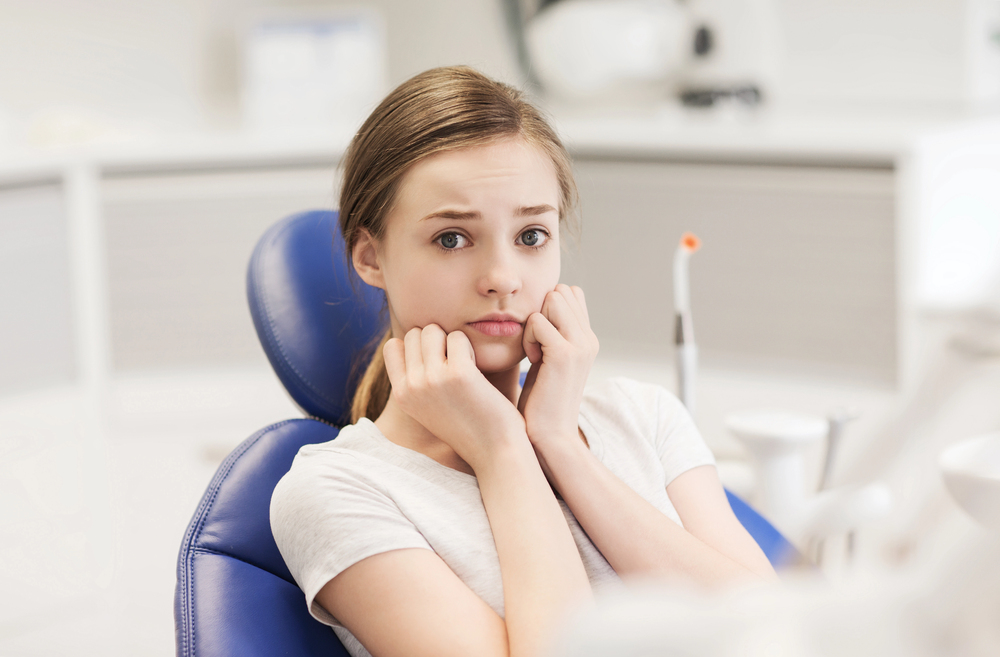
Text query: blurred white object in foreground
550 532 1000 657
525 0 690 100
726 410 892 545
913 121 1000 313
940 432 1000 530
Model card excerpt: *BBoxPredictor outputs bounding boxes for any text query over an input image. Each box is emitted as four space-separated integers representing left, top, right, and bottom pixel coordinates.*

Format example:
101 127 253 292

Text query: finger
541 288 584 340
569 285 590 324
420 324 448 373
523 312 564 363
522 313 542 363
403 327 424 378
554 283 589 330
382 337 406 388
446 330 476 366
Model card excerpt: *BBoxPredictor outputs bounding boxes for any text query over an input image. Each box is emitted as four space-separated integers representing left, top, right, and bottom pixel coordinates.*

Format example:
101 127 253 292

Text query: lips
468 314 523 338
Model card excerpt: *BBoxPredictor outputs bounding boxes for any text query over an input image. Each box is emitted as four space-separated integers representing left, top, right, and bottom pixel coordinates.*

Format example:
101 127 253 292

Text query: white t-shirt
270 377 716 656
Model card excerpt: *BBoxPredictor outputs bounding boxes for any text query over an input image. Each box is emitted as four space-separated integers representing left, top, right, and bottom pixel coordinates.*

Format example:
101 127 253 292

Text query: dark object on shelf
693 25 713 56
680 85 762 107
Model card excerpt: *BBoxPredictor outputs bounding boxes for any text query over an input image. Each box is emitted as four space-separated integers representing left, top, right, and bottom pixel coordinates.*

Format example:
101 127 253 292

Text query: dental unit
672 229 891 555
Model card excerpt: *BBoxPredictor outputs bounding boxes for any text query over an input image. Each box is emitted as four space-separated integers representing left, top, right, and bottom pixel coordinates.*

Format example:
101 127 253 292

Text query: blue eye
518 229 548 248
436 232 468 250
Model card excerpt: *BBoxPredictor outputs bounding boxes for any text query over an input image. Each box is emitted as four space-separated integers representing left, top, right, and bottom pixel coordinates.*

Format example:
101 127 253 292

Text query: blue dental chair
173 209 800 657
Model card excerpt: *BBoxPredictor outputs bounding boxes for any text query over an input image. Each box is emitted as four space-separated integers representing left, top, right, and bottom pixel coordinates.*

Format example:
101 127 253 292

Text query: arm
319 325 591 657
519 285 776 586
536 440 777 584
317 440 591 657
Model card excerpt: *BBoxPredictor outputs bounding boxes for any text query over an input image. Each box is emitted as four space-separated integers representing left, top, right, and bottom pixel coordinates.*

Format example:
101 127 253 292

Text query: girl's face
361 137 562 374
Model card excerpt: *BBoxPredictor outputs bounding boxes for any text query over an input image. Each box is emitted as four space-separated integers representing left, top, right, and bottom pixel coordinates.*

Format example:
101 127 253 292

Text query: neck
373 363 522 475
483 365 521 405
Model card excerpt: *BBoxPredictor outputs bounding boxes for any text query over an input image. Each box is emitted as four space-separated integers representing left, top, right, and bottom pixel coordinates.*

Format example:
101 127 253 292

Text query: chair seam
178 419 300 657
189 546 298 586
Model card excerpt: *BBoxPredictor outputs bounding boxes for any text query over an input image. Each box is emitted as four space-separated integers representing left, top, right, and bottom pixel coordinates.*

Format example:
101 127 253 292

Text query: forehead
392 138 560 215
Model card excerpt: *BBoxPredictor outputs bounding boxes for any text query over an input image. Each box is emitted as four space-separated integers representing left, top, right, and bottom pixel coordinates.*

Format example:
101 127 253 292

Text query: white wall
1 0 995 140
0 0 521 137
0 1 210 131
773 0 972 110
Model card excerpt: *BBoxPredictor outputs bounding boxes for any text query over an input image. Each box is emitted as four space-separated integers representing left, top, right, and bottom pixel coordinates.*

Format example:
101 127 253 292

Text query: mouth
467 314 523 338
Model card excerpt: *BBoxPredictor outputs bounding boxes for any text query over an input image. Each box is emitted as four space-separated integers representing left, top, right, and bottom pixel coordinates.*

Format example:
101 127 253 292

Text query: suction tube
674 232 701 414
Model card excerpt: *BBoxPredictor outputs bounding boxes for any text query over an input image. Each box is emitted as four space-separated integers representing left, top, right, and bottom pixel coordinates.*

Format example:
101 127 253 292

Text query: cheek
528 258 561 309
387 263 465 326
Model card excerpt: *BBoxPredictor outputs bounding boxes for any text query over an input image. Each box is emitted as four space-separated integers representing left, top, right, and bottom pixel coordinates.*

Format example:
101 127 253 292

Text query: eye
517 229 549 248
436 232 468 250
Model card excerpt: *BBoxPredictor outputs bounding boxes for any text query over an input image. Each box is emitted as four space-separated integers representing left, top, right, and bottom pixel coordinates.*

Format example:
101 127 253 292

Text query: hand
517 284 599 451
383 324 528 470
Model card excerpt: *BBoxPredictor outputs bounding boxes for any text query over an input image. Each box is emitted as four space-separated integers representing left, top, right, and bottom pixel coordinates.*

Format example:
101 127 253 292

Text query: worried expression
355 137 562 374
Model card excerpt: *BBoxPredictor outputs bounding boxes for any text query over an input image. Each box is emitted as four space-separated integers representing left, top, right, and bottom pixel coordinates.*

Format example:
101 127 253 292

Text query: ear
352 229 386 289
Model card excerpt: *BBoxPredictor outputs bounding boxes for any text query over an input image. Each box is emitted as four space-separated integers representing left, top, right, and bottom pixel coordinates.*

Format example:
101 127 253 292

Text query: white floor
0 368 299 657
1 335 998 655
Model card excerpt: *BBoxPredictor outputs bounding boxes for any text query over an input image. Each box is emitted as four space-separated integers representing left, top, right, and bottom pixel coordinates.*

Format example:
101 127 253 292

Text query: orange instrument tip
680 232 701 252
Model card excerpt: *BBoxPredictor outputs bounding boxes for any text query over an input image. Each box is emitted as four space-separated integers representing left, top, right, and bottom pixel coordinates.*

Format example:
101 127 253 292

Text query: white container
940 431 1000 529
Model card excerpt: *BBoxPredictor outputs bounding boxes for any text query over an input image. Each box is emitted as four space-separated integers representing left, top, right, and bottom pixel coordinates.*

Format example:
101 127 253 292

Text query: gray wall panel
0 184 75 393
563 161 897 384
102 168 337 371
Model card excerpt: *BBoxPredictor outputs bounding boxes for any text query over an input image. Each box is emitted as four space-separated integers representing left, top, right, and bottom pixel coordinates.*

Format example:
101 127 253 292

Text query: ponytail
350 328 392 423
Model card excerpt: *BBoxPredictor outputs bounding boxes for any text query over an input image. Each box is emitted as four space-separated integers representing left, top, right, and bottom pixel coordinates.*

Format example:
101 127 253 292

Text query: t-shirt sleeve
648 382 716 485
270 449 432 627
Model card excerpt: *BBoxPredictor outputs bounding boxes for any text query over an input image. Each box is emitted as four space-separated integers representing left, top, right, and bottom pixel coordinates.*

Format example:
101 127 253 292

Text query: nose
477 245 521 298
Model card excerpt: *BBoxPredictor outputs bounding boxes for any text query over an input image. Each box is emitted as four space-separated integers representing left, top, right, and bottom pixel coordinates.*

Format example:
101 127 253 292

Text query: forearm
535 437 768 586
473 438 593 657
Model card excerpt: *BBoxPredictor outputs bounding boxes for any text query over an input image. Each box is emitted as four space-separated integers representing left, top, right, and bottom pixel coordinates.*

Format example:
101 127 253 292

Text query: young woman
271 66 776 657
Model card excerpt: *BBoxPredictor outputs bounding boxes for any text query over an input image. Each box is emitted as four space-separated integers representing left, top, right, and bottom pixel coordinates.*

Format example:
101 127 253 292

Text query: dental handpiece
674 232 701 414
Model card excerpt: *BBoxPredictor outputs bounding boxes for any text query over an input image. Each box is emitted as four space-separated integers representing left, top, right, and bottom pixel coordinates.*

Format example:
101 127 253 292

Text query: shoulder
269 420 434 599
270 421 392 522
581 376 686 428
581 376 713 483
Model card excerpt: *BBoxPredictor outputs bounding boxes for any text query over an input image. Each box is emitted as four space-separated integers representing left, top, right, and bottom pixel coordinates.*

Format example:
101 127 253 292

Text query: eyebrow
419 204 557 222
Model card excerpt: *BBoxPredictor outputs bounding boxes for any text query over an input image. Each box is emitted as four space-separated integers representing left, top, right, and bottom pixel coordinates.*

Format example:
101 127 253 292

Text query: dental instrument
674 232 700 414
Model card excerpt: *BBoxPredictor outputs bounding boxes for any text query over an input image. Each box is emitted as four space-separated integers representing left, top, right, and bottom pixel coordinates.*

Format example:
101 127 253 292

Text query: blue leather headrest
247 210 386 426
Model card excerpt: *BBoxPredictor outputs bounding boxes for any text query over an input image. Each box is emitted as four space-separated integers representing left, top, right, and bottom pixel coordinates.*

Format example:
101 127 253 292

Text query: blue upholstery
725 490 798 568
175 209 801 657
175 419 349 657
247 210 386 425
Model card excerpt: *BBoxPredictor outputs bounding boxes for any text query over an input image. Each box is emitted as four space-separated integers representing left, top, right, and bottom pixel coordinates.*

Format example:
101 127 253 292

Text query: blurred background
2 0 1000 655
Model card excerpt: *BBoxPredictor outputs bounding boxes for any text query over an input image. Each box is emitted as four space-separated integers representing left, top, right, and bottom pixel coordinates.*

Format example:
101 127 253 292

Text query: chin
470 340 525 374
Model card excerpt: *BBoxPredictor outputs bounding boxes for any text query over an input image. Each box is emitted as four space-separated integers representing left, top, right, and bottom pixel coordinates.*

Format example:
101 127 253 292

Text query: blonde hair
340 66 579 423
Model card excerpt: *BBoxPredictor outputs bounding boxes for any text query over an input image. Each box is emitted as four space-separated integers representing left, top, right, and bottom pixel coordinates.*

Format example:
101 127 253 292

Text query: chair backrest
246 209 386 425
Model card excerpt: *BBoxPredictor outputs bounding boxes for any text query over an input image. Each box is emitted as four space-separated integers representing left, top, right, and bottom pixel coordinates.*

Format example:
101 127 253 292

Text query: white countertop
0 107 978 183
552 106 969 167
